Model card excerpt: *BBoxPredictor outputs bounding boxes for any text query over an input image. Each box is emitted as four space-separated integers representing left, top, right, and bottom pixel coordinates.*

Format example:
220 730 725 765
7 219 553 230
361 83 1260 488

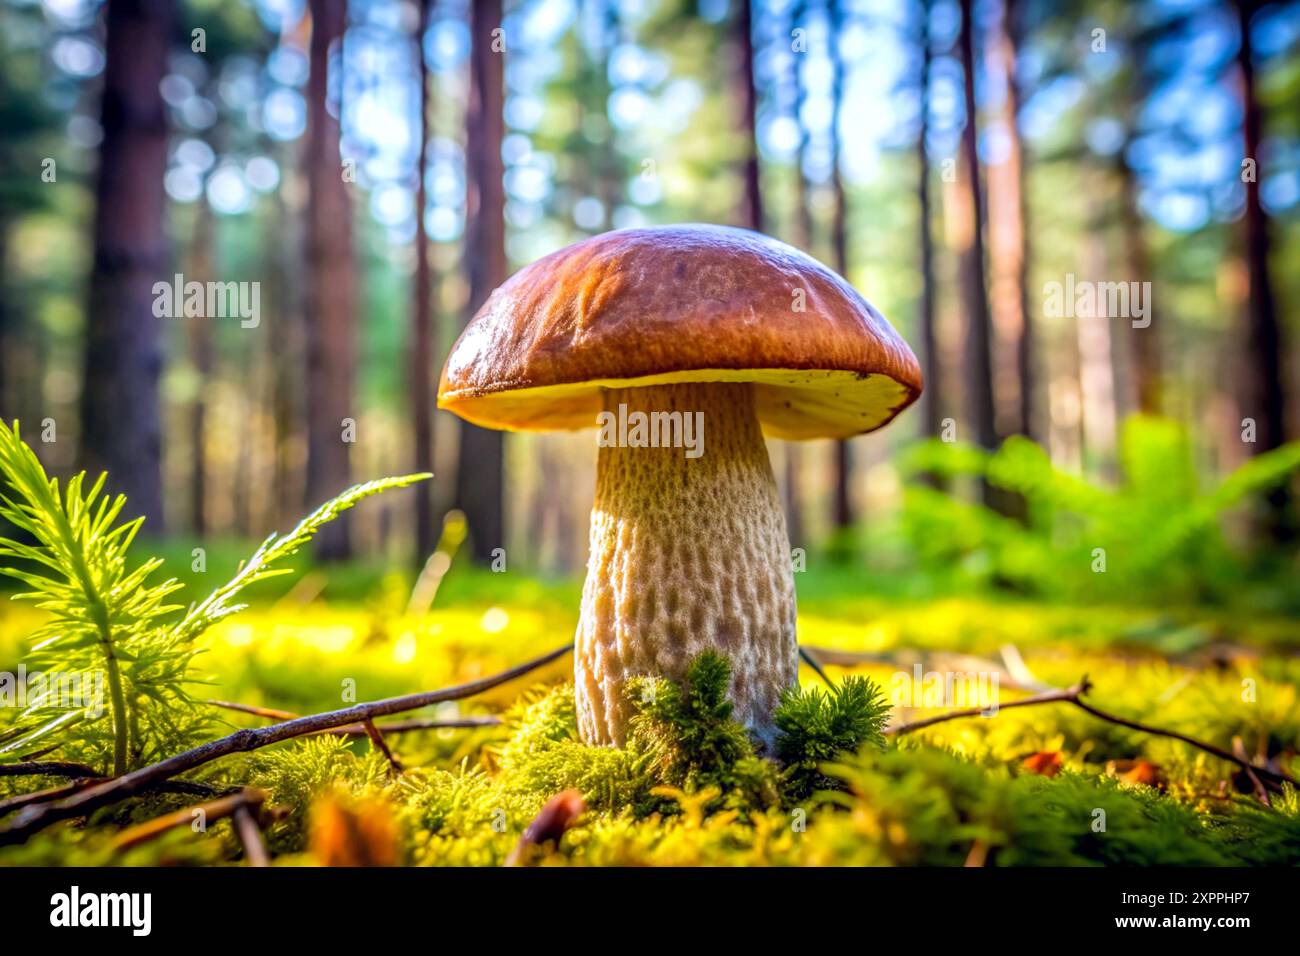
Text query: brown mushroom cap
437 224 922 440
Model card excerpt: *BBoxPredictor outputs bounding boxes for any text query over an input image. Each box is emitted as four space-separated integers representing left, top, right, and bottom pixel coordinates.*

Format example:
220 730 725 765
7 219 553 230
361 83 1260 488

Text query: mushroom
438 225 921 747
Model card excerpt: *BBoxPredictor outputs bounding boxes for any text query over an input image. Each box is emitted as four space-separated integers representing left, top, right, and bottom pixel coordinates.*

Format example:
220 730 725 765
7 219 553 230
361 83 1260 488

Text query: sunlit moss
4 587 1300 867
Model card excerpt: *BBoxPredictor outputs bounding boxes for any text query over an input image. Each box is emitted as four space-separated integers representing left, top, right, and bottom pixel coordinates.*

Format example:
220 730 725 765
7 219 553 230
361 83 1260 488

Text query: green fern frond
897 417 1300 603
167 473 430 647
0 418 429 775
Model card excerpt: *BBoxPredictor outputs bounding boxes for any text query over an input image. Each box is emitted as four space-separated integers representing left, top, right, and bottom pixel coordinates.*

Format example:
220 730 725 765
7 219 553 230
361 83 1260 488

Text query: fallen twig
0 777 230 818
888 682 1089 734
329 715 502 735
363 719 403 773
206 699 503 737
232 803 270 866
207 700 297 720
111 788 269 854
1232 737 1270 806
798 646 834 688
798 644 1053 694
0 642 572 845
0 761 102 779
1066 694 1298 789
0 781 87 817
888 676 1299 791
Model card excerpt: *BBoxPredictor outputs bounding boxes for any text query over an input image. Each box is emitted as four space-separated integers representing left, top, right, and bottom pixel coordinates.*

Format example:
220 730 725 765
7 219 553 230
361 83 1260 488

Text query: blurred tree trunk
915 0 942 486
410 0 436 561
271 180 305 528
734 0 762 234
828 0 854 532
781 0 811 547
989 0 1034 442
454 0 507 563
187 201 215 536
80 0 172 531
1116 151 1160 415
303 0 357 559
1233 0 1293 541
593 0 622 228
956 0 999 499
790 1 814 259
1079 184 1118 476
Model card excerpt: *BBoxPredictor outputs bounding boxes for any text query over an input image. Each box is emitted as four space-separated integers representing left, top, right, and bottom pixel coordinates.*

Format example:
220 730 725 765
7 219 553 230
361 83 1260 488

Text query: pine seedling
628 651 752 789
627 651 780 810
775 674 889 801
0 419 428 776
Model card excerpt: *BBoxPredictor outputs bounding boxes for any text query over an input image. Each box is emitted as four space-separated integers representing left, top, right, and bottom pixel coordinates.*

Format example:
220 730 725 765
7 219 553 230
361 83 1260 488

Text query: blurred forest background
0 0 1297 607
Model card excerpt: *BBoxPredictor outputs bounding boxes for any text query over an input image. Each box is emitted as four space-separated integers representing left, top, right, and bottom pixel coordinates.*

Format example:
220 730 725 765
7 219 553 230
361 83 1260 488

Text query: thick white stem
574 382 798 747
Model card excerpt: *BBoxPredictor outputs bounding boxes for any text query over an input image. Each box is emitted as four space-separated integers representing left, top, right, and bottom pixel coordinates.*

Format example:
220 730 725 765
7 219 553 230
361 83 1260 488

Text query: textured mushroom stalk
574 382 798 747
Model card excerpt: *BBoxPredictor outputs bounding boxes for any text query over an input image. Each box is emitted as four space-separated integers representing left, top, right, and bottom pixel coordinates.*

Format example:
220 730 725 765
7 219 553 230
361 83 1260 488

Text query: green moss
468 652 787 821
774 674 889 801
7 646 1299 868
626 651 779 811
816 742 1300 866
241 736 389 852
496 685 651 813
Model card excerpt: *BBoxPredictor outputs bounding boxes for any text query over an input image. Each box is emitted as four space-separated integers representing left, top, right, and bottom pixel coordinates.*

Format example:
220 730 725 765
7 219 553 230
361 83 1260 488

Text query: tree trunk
915 0 942 483
303 0 357 559
1116 151 1160 415
989 0 1034 441
956 0 999 485
80 0 171 531
410 0 436 561
1233 0 1293 540
594 0 622 228
782 0 811 547
270 179 304 529
1078 183 1119 476
454 0 507 563
187 201 215 536
734 0 762 234
828 0 854 532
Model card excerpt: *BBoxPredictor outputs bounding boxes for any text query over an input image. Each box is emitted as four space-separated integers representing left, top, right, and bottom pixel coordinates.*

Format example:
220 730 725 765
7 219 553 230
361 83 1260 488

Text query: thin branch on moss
110 787 269 853
0 777 228 818
328 716 501 735
886 682 1089 734
800 643 1053 694
798 646 835 688
0 781 87 817
0 642 573 845
363 719 403 773
888 677 1299 790
1066 693 1297 789
0 761 102 779
205 700 503 736
231 803 270 866
207 700 298 720
1231 737 1271 806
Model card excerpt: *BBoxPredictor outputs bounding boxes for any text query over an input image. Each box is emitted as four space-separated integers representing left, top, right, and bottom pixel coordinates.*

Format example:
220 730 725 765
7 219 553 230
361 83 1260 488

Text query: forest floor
1 561 1298 866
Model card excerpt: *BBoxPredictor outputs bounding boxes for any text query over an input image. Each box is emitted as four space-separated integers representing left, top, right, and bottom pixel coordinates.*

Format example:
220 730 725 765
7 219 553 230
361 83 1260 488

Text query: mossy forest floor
2 564 1298 867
